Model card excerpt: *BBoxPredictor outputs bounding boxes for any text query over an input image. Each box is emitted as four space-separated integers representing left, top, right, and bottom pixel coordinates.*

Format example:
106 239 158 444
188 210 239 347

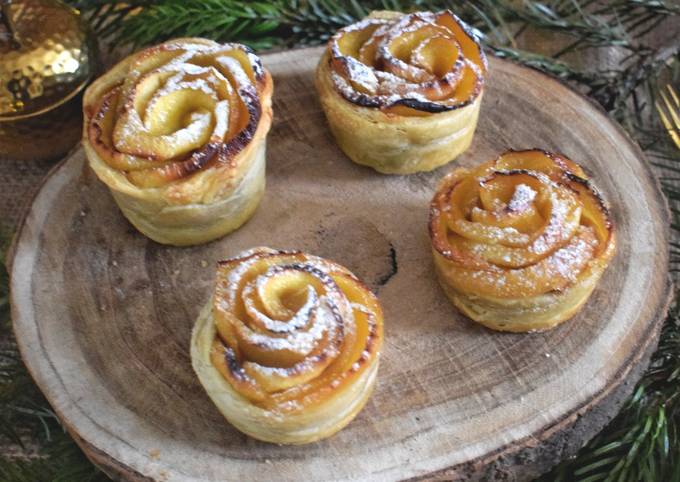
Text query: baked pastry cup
82 38 273 246
315 10 487 175
191 247 384 444
429 149 616 332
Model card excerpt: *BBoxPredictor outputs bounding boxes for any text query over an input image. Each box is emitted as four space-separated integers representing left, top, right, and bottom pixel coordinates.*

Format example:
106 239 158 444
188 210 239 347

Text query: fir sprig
541 50 680 481
0 1 677 480
69 0 283 50
71 0 675 126
545 309 680 481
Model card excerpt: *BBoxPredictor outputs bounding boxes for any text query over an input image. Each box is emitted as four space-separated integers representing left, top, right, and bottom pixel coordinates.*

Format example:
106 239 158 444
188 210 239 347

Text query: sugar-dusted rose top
327 10 487 115
210 247 383 413
429 150 615 299
84 38 272 189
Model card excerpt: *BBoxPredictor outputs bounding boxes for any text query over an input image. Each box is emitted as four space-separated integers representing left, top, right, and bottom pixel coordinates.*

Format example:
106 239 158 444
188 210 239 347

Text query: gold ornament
0 0 97 161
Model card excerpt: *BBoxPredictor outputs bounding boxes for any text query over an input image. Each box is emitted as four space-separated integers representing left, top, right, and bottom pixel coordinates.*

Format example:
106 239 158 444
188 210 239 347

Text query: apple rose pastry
191 247 384 444
429 150 616 332
82 38 273 246
316 10 487 174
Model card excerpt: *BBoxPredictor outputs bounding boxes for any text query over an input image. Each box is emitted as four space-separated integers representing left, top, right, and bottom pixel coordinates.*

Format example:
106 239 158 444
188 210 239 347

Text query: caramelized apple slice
210 340 267 402
255 270 325 321
495 149 586 179
442 226 599 298
429 149 615 300
86 41 266 188
411 36 460 77
208 248 383 414
435 10 486 73
382 24 453 82
328 10 486 115
88 88 163 171
243 349 335 393
264 274 380 411
565 175 613 250
125 142 219 188
334 20 386 59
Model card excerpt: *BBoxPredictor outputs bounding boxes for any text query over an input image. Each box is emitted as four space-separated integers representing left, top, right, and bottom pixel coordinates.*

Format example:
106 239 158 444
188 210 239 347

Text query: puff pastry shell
83 38 273 246
191 247 384 444
315 10 486 174
429 149 616 332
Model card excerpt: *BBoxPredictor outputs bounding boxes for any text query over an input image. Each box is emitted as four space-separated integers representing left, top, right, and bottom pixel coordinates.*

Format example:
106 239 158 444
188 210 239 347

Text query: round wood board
10 47 672 481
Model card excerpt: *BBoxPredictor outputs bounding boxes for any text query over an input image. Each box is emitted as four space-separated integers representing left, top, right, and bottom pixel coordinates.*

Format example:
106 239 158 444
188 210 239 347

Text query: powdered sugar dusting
240 299 337 355
91 41 263 184
507 184 536 212
212 248 380 408
328 10 485 110
430 150 612 298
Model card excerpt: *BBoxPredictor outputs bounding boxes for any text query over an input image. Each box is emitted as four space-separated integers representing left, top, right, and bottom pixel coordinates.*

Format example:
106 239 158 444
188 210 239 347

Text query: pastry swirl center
86 41 265 188
329 10 487 115
210 249 383 412
429 150 615 298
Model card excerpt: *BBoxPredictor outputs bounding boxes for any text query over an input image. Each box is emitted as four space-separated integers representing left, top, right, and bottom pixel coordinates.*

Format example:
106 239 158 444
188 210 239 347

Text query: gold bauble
0 0 97 161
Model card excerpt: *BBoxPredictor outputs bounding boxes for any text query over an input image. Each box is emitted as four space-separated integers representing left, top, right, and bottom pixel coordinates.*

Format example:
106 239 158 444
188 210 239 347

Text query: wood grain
10 47 671 481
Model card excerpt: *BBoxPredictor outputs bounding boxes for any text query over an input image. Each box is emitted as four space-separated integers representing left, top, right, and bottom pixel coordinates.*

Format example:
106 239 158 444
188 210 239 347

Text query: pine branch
495 0 632 52
0 431 108 482
544 315 680 482
541 53 680 481
103 0 282 50
0 221 108 481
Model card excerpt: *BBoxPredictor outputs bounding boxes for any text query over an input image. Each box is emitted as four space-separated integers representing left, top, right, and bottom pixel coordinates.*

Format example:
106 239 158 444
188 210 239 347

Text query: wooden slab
10 47 671 481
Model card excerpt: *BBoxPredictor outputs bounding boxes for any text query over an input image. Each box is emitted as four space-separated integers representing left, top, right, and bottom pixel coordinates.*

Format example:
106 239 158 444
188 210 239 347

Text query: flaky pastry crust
82 38 273 245
191 247 384 444
429 149 616 332
315 10 486 174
